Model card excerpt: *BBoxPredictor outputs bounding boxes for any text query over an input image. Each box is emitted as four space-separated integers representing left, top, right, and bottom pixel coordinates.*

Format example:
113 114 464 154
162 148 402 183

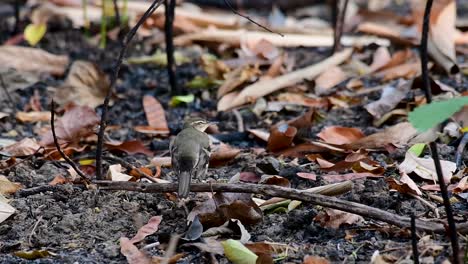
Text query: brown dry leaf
105 140 153 156
239 172 261 183
0 46 69 76
54 61 110 108
259 175 290 188
245 242 289 259
48 175 70 186
376 62 421 81
217 65 261 98
296 172 317 181
364 79 411 119
0 175 22 195
15 111 50 123
275 93 330 109
210 142 241 167
119 237 152 264
241 38 280 60
130 215 162 243
453 176 468 193
316 150 385 175
314 66 348 96
378 49 415 71
356 22 419 45
303 255 331 264
398 151 456 183
369 47 391 72
314 209 364 229
386 173 422 196
40 105 99 147
267 124 297 152
322 172 383 183
151 157 172 167
317 126 365 145
140 95 169 135
188 192 263 228
346 122 419 150
217 48 353 111
247 129 270 142
3 138 41 156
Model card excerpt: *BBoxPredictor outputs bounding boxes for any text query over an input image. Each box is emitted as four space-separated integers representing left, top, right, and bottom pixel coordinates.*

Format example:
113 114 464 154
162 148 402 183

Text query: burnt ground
0 5 468 264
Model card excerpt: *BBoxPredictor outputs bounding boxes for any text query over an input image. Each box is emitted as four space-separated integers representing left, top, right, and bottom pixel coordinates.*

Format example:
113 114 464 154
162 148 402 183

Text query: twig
95 0 163 180
113 0 121 27
94 181 468 234
0 73 16 112
455 132 468 169
13 0 20 34
164 0 177 95
411 214 419 264
50 100 89 183
332 0 349 53
232 109 244 132
420 0 459 262
0 146 43 174
28 215 43 246
408 193 440 218
223 0 282 36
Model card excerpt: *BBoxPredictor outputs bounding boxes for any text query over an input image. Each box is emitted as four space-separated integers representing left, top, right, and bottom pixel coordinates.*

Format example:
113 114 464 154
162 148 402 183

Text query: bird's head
183 117 214 132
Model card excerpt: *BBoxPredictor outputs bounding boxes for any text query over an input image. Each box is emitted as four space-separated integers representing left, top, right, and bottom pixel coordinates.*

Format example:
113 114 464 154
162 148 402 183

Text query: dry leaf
0 46 69 76
322 172 383 183
55 61 110 108
218 49 352 111
364 79 411 119
247 129 270 142
142 95 168 130
317 126 365 145
210 142 241 166
296 172 317 181
453 176 467 193
267 124 297 152
105 140 153 156
386 173 422 196
15 111 50 123
0 175 22 195
40 106 99 147
0 195 15 224
303 255 330 264
48 175 70 186
314 66 348 95
241 38 280 60
398 151 456 183
376 62 421 81
346 122 418 150
151 157 172 167
369 47 391 72
108 164 133 182
217 65 261 98
130 216 162 243
314 209 364 229
3 138 41 156
119 237 152 264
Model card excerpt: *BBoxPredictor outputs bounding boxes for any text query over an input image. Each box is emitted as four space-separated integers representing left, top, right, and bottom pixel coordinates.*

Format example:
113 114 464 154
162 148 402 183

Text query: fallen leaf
222 239 258 264
210 142 241 166
267 124 297 152
376 62 421 81
0 194 15 224
317 126 365 145
0 175 22 195
40 105 99 147
217 65 261 98
15 111 50 123
346 122 418 150
130 216 162 243
54 60 110 108
108 164 133 182
369 46 391 72
48 175 70 186
364 79 411 119
151 157 172 167
322 172 383 183
314 66 348 95
387 173 422 196
314 209 364 229
453 176 468 193
0 46 69 76
245 242 289 258
303 255 330 264
170 94 195 106
247 129 270 142
13 250 52 260
105 140 153 156
120 237 152 264
141 95 169 135
24 23 47 46
259 175 290 187
241 38 280 60
296 172 317 181
239 172 261 183
275 93 330 109
398 151 456 183
3 138 41 156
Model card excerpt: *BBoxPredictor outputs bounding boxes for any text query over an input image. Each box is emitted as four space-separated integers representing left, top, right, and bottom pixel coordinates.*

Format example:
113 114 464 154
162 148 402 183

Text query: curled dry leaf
386 173 422 196
314 209 364 229
108 164 133 182
40 105 100 147
317 126 365 145
134 95 169 135
210 142 241 167
130 216 163 244
15 111 51 123
453 176 467 193
54 61 110 108
3 138 41 157
259 175 290 188
369 46 391 72
314 66 348 96
119 237 152 264
0 46 69 76
0 195 15 224
364 79 411 119
267 124 297 152
217 65 261 98
105 140 153 156
398 151 456 183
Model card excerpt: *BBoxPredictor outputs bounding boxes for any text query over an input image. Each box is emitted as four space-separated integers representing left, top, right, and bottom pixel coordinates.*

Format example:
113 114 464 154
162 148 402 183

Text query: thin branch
455 132 468 169
50 100 89 183
95 0 163 180
223 0 283 36
113 0 121 27
94 181 468 234
13 0 20 34
0 146 43 173
411 214 419 264
164 0 178 94
420 0 459 262
332 0 349 53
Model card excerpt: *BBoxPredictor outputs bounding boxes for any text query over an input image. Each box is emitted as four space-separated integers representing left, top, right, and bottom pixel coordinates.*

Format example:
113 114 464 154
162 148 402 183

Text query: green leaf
408 143 426 157
186 76 222 89
221 239 258 264
408 97 468 132
24 23 47 46
170 94 195 107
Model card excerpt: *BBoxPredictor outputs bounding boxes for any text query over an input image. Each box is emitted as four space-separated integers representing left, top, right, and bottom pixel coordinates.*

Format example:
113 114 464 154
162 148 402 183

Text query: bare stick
332 0 349 53
95 0 163 180
411 214 419 264
223 0 282 36
164 0 178 94
13 0 20 34
51 100 89 183
419 0 459 262
94 181 468 234
113 0 121 27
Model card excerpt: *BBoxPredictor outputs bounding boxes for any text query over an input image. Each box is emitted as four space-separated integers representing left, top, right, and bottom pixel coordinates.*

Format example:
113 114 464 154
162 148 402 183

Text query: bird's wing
169 137 179 173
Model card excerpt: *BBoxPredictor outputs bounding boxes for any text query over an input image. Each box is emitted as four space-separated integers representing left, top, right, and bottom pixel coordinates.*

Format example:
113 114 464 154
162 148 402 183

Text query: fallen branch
95 181 468 234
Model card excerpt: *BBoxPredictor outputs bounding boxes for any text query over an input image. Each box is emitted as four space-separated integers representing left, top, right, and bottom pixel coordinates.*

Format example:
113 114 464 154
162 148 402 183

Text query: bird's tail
178 171 191 198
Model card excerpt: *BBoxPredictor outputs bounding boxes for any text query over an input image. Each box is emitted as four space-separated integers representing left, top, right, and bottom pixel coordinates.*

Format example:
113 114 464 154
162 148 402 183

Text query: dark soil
0 2 467 264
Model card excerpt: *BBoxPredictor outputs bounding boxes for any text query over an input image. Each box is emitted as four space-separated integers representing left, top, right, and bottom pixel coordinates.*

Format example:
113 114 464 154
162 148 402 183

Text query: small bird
170 117 212 198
